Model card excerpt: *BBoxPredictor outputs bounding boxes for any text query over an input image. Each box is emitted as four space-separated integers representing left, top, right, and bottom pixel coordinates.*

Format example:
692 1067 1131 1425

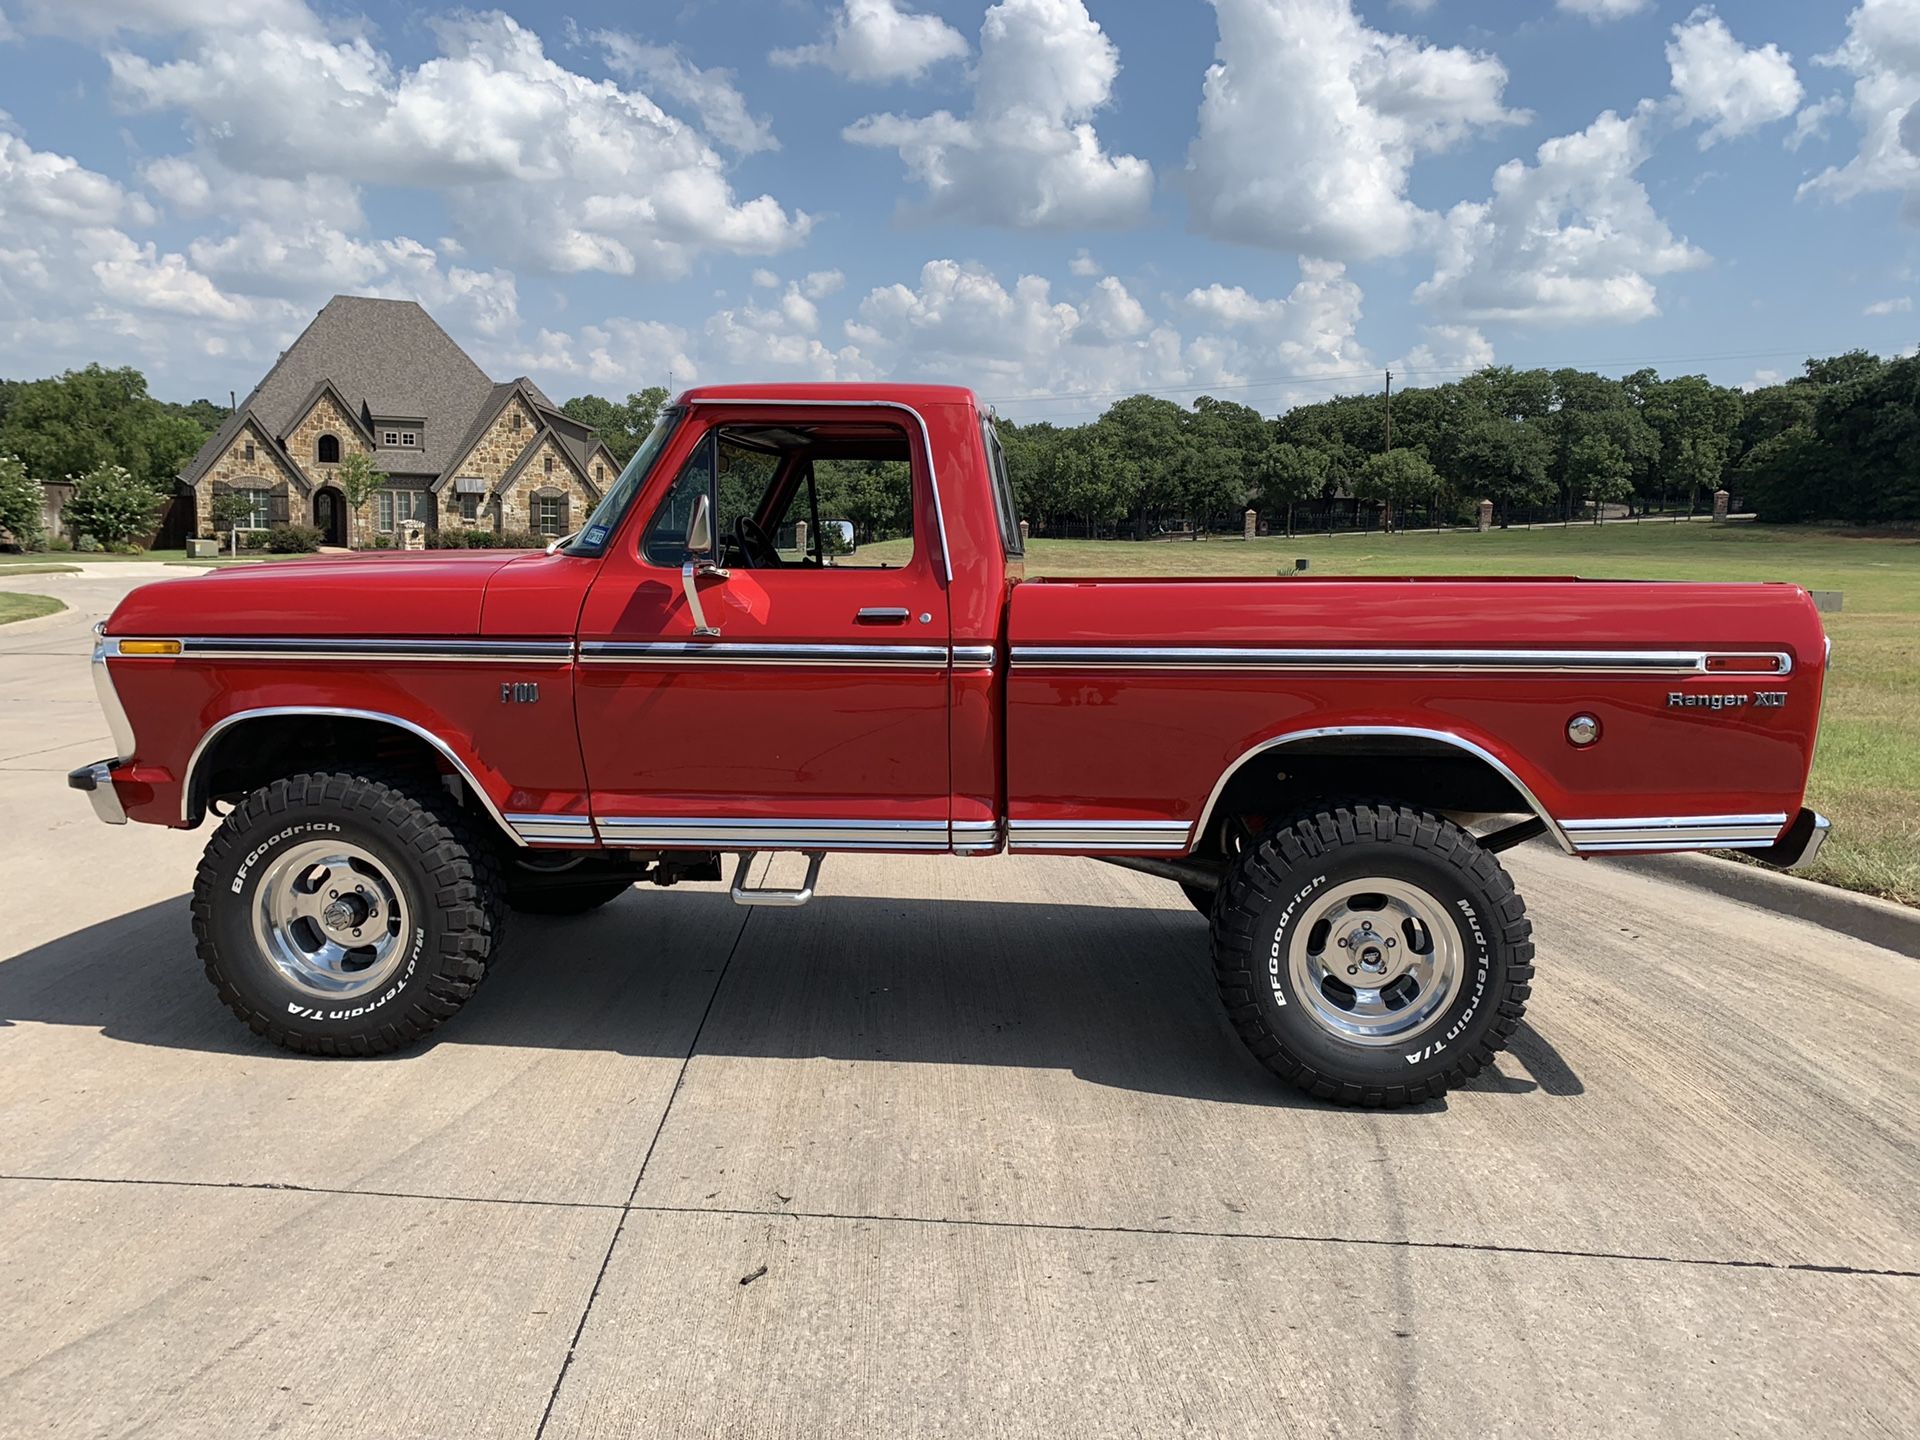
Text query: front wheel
1209 802 1533 1106
191 771 501 1055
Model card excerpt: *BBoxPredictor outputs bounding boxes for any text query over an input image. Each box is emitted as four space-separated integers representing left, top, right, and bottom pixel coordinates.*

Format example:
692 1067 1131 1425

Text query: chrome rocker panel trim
1006 819 1193 853
181 706 528 846
598 817 952 851
1013 646 1793 677
1563 813 1790 854
506 812 600 846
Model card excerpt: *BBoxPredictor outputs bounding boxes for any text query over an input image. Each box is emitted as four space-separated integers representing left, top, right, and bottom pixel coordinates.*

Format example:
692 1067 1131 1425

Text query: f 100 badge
1668 690 1786 711
501 682 540 704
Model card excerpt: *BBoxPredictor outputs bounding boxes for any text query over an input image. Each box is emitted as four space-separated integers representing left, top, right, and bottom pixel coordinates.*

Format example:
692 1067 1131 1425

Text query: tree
0 364 208 491
208 489 258 557
335 451 387 546
64 464 163 550
1354 449 1439 531
561 386 671 464
0 454 45 550
1254 442 1329 535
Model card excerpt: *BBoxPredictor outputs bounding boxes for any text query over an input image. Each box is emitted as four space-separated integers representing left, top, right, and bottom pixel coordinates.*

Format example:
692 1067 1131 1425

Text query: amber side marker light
117 639 183 656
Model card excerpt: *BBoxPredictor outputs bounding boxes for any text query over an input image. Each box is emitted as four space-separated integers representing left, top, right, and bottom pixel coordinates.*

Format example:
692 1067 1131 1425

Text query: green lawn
0 592 65 625
882 523 1920 905
0 548 190 564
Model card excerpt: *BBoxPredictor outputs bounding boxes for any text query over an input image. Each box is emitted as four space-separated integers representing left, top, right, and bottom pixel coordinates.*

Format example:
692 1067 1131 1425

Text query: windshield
562 406 684 557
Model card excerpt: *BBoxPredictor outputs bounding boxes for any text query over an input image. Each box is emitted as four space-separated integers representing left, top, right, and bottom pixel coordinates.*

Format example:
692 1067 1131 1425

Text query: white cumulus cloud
1417 104 1709 325
1184 0 1526 263
1557 0 1651 20
845 0 1152 230
771 0 968 83
594 31 778 155
107 8 810 277
1666 8 1802 147
1799 0 1920 213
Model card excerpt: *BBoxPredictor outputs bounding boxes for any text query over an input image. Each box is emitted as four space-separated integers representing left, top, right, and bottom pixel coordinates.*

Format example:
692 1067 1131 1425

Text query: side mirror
687 492 714 555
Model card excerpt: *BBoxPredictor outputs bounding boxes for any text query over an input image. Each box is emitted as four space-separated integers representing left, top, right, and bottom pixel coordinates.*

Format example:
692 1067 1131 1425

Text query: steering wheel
732 514 782 569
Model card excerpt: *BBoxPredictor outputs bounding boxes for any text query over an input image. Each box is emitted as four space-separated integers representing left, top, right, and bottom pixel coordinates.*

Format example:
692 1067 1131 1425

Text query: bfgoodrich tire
192 771 501 1056
1210 802 1533 1106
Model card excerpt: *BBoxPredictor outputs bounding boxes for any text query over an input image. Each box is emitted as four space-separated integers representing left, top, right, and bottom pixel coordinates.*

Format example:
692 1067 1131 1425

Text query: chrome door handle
855 607 909 624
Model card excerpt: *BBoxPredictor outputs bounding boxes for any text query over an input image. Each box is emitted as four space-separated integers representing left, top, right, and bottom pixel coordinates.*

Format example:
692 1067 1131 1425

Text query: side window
983 419 1023 557
811 455 914 568
641 434 713 565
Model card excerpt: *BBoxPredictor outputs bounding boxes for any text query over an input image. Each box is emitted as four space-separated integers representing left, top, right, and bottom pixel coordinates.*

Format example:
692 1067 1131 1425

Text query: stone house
178 295 616 547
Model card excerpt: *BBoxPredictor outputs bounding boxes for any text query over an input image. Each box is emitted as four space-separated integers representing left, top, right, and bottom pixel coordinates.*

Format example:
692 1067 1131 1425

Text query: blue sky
0 0 1913 421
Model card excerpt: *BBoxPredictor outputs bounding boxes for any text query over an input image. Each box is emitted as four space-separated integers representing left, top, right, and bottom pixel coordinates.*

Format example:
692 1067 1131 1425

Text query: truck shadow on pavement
0 887 1582 1108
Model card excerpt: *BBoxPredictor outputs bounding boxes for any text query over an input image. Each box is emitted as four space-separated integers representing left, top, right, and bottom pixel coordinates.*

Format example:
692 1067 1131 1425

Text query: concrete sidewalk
2 568 1914 1438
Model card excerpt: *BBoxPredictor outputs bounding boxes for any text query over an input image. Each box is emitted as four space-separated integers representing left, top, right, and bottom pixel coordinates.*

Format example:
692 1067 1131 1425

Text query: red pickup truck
72 383 1831 1104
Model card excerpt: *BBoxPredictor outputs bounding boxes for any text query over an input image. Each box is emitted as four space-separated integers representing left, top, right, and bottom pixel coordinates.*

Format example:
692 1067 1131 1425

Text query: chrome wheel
1286 877 1463 1047
250 839 411 1000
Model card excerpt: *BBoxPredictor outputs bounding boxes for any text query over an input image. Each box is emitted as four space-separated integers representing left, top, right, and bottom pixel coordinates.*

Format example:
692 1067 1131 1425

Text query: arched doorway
313 487 346 546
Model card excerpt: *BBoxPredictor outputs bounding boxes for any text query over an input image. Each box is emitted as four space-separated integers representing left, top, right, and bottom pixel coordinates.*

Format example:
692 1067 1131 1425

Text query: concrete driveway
2 566 1915 1439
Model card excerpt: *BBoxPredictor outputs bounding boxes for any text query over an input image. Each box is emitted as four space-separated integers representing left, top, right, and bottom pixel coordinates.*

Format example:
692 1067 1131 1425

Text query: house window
594 463 603 483
234 486 270 531
458 493 479 524
316 434 341 464
243 441 255 463
400 431 417 447
512 411 524 432
543 455 554 475
383 431 398 446
375 489 430 532
535 495 562 536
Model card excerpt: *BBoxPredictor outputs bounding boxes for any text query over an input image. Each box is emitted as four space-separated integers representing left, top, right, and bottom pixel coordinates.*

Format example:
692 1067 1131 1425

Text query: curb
1606 852 1920 960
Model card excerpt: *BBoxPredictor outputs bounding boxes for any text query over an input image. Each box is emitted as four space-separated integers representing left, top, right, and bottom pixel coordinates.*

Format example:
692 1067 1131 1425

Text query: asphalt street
2 565 1914 1438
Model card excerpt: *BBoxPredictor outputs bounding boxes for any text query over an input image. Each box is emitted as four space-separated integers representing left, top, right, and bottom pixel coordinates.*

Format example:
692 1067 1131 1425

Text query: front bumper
1751 808 1830 870
69 760 127 825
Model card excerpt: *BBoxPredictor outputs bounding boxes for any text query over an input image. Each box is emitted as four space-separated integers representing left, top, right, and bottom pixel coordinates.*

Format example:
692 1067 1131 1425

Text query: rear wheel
192 771 500 1055
1209 802 1533 1106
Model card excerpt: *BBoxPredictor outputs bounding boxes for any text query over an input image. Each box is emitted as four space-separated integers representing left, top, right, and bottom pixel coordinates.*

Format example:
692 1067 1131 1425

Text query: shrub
48 535 73 552
498 529 543 549
75 533 102 552
265 523 322 553
62 464 163 550
0 454 45 551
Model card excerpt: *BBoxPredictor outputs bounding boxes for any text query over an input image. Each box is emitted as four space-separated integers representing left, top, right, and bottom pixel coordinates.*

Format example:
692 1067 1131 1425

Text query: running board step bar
730 851 825 907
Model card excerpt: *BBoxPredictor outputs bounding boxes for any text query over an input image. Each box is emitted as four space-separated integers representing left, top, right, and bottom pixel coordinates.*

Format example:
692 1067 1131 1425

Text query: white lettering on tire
231 821 342 894
1266 875 1328 1008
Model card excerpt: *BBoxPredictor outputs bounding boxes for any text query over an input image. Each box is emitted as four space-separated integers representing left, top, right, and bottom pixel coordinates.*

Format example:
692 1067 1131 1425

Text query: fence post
1018 519 1030 546
1243 508 1256 542
1477 499 1492 533
1712 489 1730 523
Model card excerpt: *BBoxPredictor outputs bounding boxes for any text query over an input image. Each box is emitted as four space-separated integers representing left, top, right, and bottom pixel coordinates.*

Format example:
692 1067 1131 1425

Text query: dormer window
376 424 421 448
384 431 397 446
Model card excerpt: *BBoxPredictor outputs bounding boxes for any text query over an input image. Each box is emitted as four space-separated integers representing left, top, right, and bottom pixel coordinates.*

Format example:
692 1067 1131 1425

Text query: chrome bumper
1752 808 1830 871
69 760 127 825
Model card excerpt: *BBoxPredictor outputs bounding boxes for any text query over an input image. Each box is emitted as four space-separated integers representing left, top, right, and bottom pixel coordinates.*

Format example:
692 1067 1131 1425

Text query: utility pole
1383 369 1393 453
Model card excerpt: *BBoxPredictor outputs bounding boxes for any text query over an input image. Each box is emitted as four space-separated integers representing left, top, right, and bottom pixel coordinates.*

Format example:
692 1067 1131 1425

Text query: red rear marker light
1705 653 1786 675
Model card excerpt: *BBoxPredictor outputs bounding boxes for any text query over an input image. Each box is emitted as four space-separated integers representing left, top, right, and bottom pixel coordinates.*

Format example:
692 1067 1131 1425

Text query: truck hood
106 550 528 638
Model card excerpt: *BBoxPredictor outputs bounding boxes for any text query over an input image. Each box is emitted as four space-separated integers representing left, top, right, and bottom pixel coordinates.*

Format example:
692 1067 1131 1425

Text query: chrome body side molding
684 396 955 585
951 818 1003 855
1192 725 1577 856
108 637 574 664
579 641 950 669
1006 819 1192 853
181 706 526 846
1012 646 1793 677
950 645 997 671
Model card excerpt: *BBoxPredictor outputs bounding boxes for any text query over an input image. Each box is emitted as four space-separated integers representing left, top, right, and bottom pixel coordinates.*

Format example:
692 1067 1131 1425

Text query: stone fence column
1244 509 1257 541
1712 489 1730 523
1018 518 1030 545
1477 499 1493 532
794 519 808 555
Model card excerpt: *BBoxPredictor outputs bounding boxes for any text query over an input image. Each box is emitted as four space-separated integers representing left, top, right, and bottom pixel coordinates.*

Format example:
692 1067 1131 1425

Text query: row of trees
987 350 1920 536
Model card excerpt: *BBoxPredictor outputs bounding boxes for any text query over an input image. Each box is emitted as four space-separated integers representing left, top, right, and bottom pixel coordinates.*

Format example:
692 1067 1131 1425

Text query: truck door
574 402 954 851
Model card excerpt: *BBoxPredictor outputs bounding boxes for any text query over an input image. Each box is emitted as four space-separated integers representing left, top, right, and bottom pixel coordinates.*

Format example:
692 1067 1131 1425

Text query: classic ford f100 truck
72 383 1831 1104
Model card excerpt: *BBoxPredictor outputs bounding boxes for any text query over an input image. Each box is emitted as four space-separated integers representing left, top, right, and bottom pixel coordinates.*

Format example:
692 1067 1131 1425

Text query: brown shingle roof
181 295 500 487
